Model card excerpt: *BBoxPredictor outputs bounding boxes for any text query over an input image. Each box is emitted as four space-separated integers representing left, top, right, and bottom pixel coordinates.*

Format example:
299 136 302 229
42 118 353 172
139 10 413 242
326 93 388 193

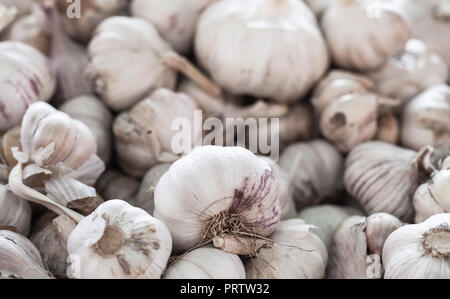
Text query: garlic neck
422 227 450 258
94 225 125 256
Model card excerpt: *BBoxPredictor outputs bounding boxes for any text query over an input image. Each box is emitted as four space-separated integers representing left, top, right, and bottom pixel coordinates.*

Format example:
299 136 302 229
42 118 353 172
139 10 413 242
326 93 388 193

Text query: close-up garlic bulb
383 213 450 278
321 0 411 71
344 141 436 221
0 184 31 235
0 41 55 131
245 219 328 279
164 247 246 279
195 0 329 103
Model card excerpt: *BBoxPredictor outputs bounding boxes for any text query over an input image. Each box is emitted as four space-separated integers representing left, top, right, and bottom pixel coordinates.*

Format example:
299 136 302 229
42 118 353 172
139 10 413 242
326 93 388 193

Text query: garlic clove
365 213 403 257
245 219 328 279
67 199 172 279
0 184 31 236
383 213 450 279
96 169 141 203
164 247 246 279
0 229 54 279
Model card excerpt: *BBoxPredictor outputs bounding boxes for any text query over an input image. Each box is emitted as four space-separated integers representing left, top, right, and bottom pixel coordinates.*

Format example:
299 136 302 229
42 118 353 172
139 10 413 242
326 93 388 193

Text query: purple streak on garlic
0 41 55 131
153 146 281 254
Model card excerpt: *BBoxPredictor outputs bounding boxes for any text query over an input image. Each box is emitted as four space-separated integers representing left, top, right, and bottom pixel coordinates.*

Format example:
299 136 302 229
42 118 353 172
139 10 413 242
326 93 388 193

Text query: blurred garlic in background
375 112 400 145
95 169 140 203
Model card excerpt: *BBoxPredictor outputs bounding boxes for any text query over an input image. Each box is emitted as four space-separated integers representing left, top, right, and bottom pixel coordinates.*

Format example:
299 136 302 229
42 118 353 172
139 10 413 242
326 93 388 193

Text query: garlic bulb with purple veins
414 157 450 223
86 16 220 111
367 39 448 102
154 146 281 254
164 247 246 279
0 41 55 131
401 85 450 151
245 219 328 279
67 200 172 279
95 170 140 203
344 141 436 221
312 70 400 152
114 88 201 178
131 0 215 55
0 184 31 236
60 95 113 164
383 213 450 278
195 0 329 103
321 0 411 71
279 140 344 211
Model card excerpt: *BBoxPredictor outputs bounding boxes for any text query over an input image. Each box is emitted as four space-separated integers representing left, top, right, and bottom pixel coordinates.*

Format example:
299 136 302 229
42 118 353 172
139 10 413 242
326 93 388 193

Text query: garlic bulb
59 95 113 164
344 141 436 221
135 163 171 215
195 0 329 103
67 199 172 279
375 112 399 145
0 41 56 131
164 247 246 279
297 204 364 252
245 219 328 279
279 140 344 211
95 169 140 203
131 0 214 54
0 184 31 236
321 0 411 71
312 70 400 152
30 215 76 277
114 88 200 178
86 16 220 111
383 213 450 278
154 146 281 254
401 85 450 151
56 0 127 43
0 229 53 279
414 157 450 223
367 39 448 102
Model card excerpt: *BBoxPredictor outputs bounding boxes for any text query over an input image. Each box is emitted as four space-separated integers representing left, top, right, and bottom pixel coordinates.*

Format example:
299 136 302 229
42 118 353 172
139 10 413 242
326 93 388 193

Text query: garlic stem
0 4 17 33
8 163 84 223
162 51 221 98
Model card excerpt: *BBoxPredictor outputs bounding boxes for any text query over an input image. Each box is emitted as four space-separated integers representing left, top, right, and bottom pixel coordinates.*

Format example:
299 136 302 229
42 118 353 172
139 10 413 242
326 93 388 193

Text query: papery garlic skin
279 140 343 211
245 219 327 279
0 229 53 279
131 0 214 54
367 39 448 102
0 41 55 131
164 247 246 279
67 200 172 279
60 95 113 164
95 170 140 203
154 146 280 253
114 88 200 178
86 16 177 111
365 213 403 257
0 184 31 236
321 0 411 71
401 85 450 151
195 0 329 103
344 141 434 221
383 213 450 279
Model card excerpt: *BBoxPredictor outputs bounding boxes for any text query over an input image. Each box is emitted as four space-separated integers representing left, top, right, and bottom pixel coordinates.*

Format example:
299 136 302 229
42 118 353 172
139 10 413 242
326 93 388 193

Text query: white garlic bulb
0 229 53 279
0 41 55 131
164 247 246 279
95 170 140 203
59 95 113 164
401 85 450 151
367 39 448 102
321 0 411 71
279 140 344 210
414 157 450 223
344 141 436 221
297 204 364 252
114 88 201 178
154 146 281 254
312 70 400 152
245 219 328 279
86 16 220 111
131 0 214 54
0 184 31 236
67 199 172 279
195 0 329 103
383 213 450 278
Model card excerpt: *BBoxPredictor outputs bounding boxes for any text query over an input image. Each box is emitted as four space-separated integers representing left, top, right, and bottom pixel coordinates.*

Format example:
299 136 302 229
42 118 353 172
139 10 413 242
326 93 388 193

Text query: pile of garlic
0 0 449 281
